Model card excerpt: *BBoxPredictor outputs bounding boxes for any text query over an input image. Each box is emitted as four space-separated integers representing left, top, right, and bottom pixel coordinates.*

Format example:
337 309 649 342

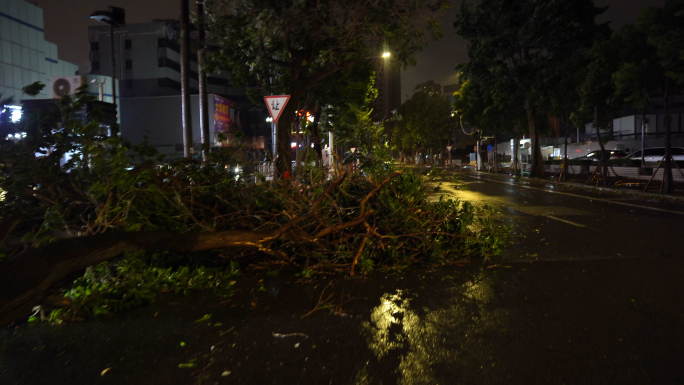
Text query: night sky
32 0 666 101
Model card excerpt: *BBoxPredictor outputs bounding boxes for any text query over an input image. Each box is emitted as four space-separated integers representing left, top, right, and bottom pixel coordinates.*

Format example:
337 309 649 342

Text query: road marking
469 176 684 215
502 204 590 227
511 205 591 216
544 215 587 227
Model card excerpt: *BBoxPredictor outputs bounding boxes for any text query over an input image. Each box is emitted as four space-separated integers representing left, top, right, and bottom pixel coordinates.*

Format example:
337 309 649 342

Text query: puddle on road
359 270 507 384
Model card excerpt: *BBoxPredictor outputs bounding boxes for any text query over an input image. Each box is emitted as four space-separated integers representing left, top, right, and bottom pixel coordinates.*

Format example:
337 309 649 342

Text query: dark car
577 150 627 162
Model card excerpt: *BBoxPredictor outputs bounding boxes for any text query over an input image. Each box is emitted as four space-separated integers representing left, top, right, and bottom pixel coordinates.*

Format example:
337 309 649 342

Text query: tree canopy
453 0 609 177
393 83 457 161
205 0 447 177
573 0 684 191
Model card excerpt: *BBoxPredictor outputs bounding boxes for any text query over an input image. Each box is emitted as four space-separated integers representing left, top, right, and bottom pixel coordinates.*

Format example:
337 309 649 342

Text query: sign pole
264 95 290 179
272 121 277 176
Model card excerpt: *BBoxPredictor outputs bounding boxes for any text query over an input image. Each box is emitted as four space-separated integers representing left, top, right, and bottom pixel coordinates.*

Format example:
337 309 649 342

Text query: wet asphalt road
441 173 684 261
2 173 684 385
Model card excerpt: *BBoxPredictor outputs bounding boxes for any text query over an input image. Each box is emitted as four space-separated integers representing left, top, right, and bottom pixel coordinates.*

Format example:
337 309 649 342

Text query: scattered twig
301 280 334 318
272 332 309 338
350 223 372 277
358 171 404 215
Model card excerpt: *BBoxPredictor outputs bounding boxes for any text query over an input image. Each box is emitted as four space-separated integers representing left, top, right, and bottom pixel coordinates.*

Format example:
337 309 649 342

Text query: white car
627 147 684 162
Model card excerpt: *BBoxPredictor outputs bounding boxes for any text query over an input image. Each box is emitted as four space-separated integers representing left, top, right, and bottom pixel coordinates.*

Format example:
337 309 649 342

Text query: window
90 42 99 51
125 60 132 70
157 38 179 52
158 57 181 72
91 61 100 71
125 40 132 49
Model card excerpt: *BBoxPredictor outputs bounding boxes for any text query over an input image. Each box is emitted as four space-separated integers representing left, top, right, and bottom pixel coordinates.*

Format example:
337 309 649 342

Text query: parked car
577 150 627 162
626 147 684 162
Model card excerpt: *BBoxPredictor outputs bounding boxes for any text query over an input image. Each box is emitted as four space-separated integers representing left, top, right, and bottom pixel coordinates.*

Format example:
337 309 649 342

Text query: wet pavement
436 172 684 262
2 173 684 384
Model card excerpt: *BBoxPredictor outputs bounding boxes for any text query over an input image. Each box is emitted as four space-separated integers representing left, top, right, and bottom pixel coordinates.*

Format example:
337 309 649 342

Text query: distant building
0 0 79 101
371 58 401 121
87 20 272 156
87 20 241 99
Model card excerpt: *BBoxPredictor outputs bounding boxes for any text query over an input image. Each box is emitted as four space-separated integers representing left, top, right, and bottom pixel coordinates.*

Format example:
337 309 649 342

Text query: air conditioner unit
51 76 84 99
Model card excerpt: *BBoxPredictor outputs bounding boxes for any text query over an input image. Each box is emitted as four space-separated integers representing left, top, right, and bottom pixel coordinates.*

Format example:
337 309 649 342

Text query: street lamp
90 6 125 135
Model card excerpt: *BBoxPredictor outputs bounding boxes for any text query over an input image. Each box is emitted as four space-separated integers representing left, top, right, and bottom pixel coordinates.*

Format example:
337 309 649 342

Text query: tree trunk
563 118 569 182
180 0 193 158
595 106 609 187
476 137 483 171
525 97 545 178
310 104 323 165
493 137 498 173
663 79 673 193
640 110 646 169
0 229 284 328
513 126 520 175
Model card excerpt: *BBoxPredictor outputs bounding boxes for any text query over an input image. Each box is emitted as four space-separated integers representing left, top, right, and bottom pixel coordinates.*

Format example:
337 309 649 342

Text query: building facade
87 20 240 99
0 0 78 102
87 20 272 154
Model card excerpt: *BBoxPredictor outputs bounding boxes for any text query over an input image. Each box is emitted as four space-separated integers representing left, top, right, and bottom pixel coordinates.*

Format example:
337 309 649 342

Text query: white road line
544 215 587 228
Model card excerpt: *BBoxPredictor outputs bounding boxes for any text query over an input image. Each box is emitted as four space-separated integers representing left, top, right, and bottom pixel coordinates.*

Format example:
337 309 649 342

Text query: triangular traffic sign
264 95 290 123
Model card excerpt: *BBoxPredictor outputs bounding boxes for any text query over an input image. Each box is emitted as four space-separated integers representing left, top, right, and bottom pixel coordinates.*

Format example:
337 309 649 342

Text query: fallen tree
0 172 388 327
1 90 506 327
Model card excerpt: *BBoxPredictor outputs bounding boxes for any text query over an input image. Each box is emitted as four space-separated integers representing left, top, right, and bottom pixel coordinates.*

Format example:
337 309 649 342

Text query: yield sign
264 95 290 123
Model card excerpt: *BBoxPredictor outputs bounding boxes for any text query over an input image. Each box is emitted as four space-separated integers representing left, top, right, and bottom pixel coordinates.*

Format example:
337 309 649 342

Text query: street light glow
382 52 390 59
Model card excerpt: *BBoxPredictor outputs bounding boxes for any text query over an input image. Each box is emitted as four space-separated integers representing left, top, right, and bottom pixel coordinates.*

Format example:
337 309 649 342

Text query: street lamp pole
109 22 116 111
90 6 125 136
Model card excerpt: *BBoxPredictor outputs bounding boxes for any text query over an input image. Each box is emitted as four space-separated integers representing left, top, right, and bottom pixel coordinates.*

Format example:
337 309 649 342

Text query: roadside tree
454 0 608 178
635 0 684 192
452 77 527 172
394 83 457 164
205 0 446 178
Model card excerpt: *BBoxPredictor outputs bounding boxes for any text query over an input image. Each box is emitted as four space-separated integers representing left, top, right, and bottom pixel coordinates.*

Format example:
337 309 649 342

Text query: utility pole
109 22 116 121
196 0 210 161
180 0 193 158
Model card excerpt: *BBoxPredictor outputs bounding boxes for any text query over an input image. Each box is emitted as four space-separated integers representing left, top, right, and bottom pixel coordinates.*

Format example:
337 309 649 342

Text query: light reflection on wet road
358 173 684 384
359 272 504 385
430 173 684 261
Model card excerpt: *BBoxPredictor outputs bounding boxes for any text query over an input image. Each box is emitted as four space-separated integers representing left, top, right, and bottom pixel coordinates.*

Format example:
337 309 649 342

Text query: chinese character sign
264 95 290 123
213 95 234 133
